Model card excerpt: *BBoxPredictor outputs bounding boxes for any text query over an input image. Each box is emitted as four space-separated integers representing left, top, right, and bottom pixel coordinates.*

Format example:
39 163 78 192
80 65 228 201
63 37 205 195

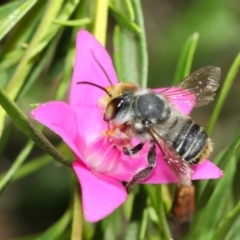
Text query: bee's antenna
91 50 114 87
77 81 112 97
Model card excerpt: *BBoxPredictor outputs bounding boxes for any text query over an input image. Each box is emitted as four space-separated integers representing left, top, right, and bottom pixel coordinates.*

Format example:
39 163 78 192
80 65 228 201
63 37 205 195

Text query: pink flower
31 29 223 222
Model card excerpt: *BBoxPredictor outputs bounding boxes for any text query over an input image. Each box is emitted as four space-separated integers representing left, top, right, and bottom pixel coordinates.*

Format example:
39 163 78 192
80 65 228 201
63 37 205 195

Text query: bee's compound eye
104 97 124 121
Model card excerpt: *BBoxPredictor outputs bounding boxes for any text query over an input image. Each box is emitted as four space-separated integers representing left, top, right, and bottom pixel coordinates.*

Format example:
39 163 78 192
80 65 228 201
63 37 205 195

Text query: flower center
84 136 122 173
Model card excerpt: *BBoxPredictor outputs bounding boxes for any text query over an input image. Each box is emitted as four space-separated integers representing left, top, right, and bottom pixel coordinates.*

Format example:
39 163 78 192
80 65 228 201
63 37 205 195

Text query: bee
78 52 221 192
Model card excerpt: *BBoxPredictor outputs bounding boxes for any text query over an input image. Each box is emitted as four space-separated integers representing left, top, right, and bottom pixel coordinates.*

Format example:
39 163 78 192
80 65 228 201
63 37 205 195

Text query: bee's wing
160 66 221 107
149 128 193 186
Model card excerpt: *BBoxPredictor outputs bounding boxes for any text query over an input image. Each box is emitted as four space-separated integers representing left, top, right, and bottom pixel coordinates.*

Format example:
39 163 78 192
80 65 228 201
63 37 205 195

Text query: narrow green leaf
0 140 34 194
207 52 240 134
19 32 62 98
124 0 135 21
124 222 139 240
0 0 80 136
36 207 72 240
186 157 236 240
0 88 71 166
0 49 23 72
53 18 92 27
113 0 148 88
212 200 240 240
187 128 240 240
0 155 51 182
55 32 76 100
109 4 141 34
198 127 240 205
0 0 37 40
131 0 148 88
139 208 148 240
173 32 199 84
156 185 172 240
0 142 72 182
92 0 108 46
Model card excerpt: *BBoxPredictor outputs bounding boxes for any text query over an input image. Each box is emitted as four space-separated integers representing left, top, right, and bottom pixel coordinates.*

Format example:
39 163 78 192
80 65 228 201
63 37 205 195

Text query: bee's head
104 90 134 122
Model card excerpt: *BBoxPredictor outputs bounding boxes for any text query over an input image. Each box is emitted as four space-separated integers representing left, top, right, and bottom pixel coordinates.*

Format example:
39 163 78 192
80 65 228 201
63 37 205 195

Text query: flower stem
93 0 108 46
71 178 83 240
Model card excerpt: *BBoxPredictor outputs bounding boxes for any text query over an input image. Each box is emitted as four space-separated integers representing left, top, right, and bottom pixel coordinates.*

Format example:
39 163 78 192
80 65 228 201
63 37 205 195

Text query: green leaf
124 222 139 240
19 31 62 98
173 32 199 84
92 0 108 46
0 87 71 167
0 0 37 41
207 52 240 134
124 0 135 21
139 208 148 240
113 0 148 88
212 199 240 240
186 129 240 239
0 0 80 136
186 157 236 240
0 154 51 182
156 185 172 239
0 140 34 194
109 3 141 34
53 17 92 27
0 142 72 183
198 127 240 205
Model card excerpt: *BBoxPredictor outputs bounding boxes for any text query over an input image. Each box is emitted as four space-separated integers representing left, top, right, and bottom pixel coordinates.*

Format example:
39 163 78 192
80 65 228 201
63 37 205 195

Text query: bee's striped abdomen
172 121 212 164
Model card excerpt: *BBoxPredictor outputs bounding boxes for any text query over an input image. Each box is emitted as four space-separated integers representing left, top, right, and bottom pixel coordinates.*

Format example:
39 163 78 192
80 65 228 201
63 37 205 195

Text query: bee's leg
126 143 156 192
123 142 144 155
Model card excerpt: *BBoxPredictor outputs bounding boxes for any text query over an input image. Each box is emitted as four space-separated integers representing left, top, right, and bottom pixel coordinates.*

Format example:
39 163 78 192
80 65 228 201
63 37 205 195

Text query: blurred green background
0 0 240 239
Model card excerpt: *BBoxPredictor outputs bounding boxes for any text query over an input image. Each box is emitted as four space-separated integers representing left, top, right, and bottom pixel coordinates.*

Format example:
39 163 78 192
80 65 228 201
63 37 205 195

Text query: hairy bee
78 53 221 191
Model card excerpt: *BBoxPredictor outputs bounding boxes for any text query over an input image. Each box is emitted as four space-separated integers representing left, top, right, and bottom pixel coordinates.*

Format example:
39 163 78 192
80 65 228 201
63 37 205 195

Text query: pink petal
83 136 149 182
73 161 127 222
106 143 149 182
31 101 87 165
141 153 179 184
140 153 223 184
84 136 121 173
192 160 223 180
153 88 196 115
70 29 118 144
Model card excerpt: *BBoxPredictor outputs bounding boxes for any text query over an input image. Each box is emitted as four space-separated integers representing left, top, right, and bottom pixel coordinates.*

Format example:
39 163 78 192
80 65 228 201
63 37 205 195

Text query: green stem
0 88 70 167
93 0 108 46
71 179 83 240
